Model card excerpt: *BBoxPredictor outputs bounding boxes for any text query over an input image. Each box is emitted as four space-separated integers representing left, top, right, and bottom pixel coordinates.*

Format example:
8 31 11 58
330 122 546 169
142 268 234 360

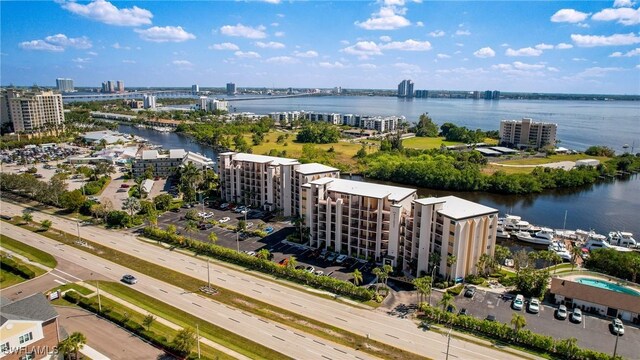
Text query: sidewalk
81 345 110 360
78 282 252 360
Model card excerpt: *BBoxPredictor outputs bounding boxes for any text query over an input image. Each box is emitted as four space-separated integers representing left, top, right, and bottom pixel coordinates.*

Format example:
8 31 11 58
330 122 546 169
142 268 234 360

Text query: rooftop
297 163 339 175
231 152 299 166
0 293 58 326
434 196 498 220
311 178 416 201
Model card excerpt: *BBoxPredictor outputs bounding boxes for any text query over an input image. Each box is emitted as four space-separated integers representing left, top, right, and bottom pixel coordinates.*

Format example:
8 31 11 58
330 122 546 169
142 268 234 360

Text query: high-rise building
484 90 493 100
472 91 481 100
143 95 156 109
198 97 228 112
0 89 64 133
56 78 74 93
397 79 414 98
116 80 124 93
226 82 236 96
415 90 429 98
192 84 199 93
500 117 558 149
492 90 500 100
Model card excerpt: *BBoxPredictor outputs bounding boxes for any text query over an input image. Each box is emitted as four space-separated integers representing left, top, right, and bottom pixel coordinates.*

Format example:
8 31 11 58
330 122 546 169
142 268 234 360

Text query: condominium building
500 117 558 149
302 178 416 262
268 111 302 125
116 80 125 93
304 112 399 133
218 152 339 216
132 149 214 177
192 84 199 93
198 97 228 112
415 90 428 99
226 82 236 96
0 293 60 360
56 78 74 92
404 196 498 280
0 89 64 133
360 116 398 133
143 95 156 109
397 79 414 98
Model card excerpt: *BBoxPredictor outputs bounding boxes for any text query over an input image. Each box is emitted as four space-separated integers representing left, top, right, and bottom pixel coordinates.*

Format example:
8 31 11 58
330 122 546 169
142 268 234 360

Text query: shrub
1 256 36 279
465 274 485 285
446 284 464 296
106 210 131 228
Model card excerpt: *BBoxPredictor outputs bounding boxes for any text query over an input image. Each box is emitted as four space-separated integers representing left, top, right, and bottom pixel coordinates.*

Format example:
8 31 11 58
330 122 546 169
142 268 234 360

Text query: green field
402 136 498 150
482 164 537 175
497 154 610 166
1 234 58 268
0 269 26 289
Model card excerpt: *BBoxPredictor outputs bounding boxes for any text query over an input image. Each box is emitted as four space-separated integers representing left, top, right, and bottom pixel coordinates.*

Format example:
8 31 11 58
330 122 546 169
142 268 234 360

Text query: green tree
256 248 271 260
40 219 52 231
570 246 582 271
142 314 155 331
171 327 197 355
287 256 298 269
438 292 456 313
354 144 367 159
476 253 493 276
21 210 33 224
153 194 173 211
412 275 432 305
494 245 512 268
237 220 247 233
352 269 363 286
207 232 218 244
184 221 197 240
414 113 439 137
511 313 526 332
122 197 141 217
166 224 177 235
446 255 457 281
60 190 87 212
68 331 87 360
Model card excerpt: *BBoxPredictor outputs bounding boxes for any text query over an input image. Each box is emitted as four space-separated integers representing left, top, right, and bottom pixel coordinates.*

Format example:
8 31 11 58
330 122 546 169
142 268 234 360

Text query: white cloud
416 21 424 27
550 9 590 23
429 30 445 37
18 40 64 52
87 51 98 56
265 56 298 64
60 0 152 27
379 35 392 42
505 47 543 56
556 42 574 49
340 40 350 45
437 53 451 59
512 61 545 70
575 66 624 78
534 43 554 50
122 59 136 64
455 29 471 36
571 33 640 47
355 6 411 30
358 63 377 69
547 67 560 72
293 50 318 58
379 39 431 51
72 57 90 63
610 47 640 57
220 24 267 39
210 42 239 51
614 0 635 7
500 43 509 47
234 51 261 58
262 0 281 4
393 62 422 73
172 60 193 66
592 7 640 25
274 31 285 37
473 47 495 58
271 22 279 27
112 42 130 50
572 57 588 61
255 41 285 49
135 26 196 42
45 34 92 49
341 41 382 57
318 61 345 69
455 43 464 47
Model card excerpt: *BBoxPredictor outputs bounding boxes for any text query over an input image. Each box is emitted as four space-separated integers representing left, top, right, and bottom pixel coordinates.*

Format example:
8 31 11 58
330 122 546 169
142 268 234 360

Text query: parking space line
252 289 262 294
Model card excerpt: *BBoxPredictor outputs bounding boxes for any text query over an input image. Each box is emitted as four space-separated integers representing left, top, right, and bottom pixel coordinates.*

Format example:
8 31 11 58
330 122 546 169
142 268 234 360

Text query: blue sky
1 0 639 94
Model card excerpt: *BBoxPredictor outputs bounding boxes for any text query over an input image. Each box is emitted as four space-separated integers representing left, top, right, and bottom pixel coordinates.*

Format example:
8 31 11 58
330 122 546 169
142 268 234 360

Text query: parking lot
452 287 640 358
156 206 375 284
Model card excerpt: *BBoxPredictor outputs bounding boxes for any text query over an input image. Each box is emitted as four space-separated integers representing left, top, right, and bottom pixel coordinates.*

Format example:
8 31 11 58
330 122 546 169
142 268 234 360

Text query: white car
512 294 524 311
528 298 540 314
335 254 348 264
612 318 624 335
219 217 231 223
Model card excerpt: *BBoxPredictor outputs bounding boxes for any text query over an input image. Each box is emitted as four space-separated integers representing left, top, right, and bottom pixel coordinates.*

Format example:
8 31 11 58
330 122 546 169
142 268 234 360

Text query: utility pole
76 221 81 242
445 326 452 360
236 230 240 253
196 324 201 359
613 327 620 359
207 258 211 290
96 280 102 313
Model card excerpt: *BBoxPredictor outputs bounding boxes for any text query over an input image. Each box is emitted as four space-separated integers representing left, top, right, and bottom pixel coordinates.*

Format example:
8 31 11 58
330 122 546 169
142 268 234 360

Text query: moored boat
514 227 555 245
608 231 637 248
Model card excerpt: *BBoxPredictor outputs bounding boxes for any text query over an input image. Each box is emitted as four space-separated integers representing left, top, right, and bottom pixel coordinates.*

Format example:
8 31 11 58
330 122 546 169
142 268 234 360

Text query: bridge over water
62 91 315 102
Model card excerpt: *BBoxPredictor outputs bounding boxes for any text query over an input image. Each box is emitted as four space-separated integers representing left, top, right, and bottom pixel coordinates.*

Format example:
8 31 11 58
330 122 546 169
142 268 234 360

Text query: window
1 342 9 352
19 332 33 344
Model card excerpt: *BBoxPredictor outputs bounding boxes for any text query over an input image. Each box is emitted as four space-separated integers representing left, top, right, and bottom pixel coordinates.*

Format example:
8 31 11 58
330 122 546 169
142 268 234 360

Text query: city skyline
1 0 639 94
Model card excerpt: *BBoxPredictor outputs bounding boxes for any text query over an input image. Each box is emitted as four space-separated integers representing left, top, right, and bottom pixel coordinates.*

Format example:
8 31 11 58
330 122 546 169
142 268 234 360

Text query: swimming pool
576 278 640 297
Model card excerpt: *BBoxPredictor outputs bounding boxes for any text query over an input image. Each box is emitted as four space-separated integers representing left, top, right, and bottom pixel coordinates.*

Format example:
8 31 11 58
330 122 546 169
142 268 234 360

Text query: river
119 121 639 238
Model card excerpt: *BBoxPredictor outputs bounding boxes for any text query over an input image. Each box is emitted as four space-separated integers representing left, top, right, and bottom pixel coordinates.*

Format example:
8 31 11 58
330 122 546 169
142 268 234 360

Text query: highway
2 200 533 360
0 220 376 360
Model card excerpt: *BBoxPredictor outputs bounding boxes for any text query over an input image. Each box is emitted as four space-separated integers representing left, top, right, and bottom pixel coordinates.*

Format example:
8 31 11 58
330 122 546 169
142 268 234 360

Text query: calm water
225 96 640 152
119 95 640 237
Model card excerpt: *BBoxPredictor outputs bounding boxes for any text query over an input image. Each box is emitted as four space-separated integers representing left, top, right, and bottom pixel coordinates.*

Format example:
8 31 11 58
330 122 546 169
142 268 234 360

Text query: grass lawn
51 282 95 296
402 136 498 150
0 234 58 268
481 164 535 175
3 218 427 360
0 250 47 278
497 154 610 166
0 269 26 289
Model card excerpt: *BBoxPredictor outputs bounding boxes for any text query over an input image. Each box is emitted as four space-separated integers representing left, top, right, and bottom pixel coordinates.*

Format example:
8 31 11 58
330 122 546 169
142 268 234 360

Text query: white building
1 89 64 133
500 118 557 149
132 149 214 177
143 95 156 109
198 97 228 113
191 84 199 93
56 78 74 92
268 111 302 125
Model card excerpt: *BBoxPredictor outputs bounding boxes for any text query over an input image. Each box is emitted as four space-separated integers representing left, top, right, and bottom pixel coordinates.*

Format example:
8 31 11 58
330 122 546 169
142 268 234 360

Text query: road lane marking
133 249 140 252
291 302 302 307
386 333 399 339
105 266 111 270
217 277 226 282
271 288 280 292
54 279 67 285
241 278 250 282
252 289 262 294
294 332 306 338
191 302 202 308
258 318 268 323
256 283 265 287
159 289 168 293
53 269 82 281
272 335 285 342
110 241 116 244
313 339 325 345
186 267 194 271
228 317 240 323
81 257 87 261
333 348 347 354
157 257 166 262
321 356 332 360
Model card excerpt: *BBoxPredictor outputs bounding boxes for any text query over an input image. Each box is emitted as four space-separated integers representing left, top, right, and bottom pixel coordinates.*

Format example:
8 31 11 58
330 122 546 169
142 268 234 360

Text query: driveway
56 307 173 360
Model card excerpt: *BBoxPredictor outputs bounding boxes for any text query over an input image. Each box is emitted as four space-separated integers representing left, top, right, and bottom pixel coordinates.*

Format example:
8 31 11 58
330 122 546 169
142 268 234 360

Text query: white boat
496 227 511 239
584 232 632 252
608 231 637 248
502 215 533 232
514 228 555 245
555 249 571 261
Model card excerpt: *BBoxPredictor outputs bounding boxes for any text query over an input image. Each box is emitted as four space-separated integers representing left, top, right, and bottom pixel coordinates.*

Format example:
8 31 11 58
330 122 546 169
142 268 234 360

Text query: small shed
141 179 154 194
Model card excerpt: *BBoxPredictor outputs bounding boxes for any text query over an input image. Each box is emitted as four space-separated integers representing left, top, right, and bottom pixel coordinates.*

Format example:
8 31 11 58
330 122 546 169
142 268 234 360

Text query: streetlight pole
428 265 438 306
196 324 201 359
613 328 620 359
207 258 211 290
236 230 240 253
76 221 81 242
445 326 452 360
96 280 102 313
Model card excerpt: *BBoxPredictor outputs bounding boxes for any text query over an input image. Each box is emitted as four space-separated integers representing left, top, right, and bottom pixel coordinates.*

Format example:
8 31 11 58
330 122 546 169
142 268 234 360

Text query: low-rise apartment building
132 149 214 178
499 117 557 149
0 294 60 360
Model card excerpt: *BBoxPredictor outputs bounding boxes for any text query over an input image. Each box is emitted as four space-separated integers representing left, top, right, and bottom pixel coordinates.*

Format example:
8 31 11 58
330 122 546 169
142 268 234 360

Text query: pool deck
560 273 640 294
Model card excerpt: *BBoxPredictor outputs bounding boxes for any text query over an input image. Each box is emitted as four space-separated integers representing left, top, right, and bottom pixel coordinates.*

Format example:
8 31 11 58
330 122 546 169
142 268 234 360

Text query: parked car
528 298 540 314
295 265 305 270
117 188 127 193
570 308 583 323
512 294 524 310
314 270 324 276
278 258 289 267
464 286 476 298
219 217 231 223
486 314 496 322
235 206 247 213
245 251 256 257
326 252 337 262
219 203 229 210
246 222 254 228
335 254 348 264
305 266 315 273
264 227 274 235
611 318 624 335
459 308 468 316
555 305 568 320
121 274 138 285
120 184 130 188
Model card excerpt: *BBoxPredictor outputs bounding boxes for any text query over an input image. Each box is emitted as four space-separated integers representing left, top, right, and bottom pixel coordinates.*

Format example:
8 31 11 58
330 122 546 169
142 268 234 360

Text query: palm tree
446 255 457 282
287 256 298 269
511 313 527 332
122 197 141 216
207 231 218 244
412 276 432 306
372 267 382 291
382 264 393 287
68 331 87 360
184 221 197 240
352 269 363 286
476 253 492 276
146 212 158 228
40 219 52 231
570 245 582 270
21 210 33 224
549 252 562 273
256 248 271 260
438 292 456 313
57 338 74 360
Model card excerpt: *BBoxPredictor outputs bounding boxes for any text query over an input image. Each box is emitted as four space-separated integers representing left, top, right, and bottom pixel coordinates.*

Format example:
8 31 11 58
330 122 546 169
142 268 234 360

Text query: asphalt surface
1 220 377 360
1 200 536 360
